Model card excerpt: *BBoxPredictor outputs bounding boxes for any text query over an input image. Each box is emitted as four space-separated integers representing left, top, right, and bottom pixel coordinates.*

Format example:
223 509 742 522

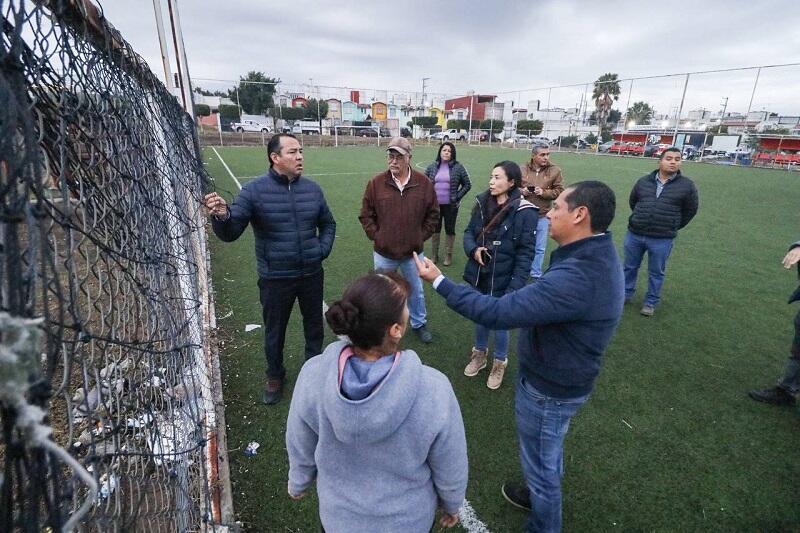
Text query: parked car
682 145 699 159
231 119 271 133
598 141 614 152
505 134 531 144
479 132 502 142
726 146 752 157
359 128 379 137
626 142 645 156
571 139 590 149
608 141 626 154
289 120 321 135
433 129 467 141
400 127 412 138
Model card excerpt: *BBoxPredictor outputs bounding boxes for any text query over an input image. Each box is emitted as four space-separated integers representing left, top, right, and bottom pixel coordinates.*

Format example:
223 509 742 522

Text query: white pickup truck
231 119 271 133
286 120 321 135
433 129 467 141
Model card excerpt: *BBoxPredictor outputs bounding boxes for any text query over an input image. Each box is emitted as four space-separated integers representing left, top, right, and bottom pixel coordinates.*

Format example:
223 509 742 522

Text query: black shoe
501 481 531 512
749 386 796 406
263 377 284 405
413 325 433 344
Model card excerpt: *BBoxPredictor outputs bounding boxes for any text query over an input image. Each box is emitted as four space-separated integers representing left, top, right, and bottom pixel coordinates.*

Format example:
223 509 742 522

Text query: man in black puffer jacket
204 134 336 404
624 147 698 317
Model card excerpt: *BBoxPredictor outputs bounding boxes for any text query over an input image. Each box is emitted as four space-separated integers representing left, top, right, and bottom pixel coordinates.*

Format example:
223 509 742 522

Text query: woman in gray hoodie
286 272 468 532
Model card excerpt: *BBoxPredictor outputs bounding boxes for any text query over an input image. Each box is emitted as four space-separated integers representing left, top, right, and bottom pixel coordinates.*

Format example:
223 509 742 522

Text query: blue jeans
474 323 508 360
373 251 427 329
516 377 588 533
530 217 550 278
623 230 675 307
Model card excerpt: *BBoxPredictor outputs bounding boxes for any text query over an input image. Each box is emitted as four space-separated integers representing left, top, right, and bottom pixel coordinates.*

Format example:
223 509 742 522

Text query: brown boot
443 234 455 266
430 233 441 264
464 347 488 376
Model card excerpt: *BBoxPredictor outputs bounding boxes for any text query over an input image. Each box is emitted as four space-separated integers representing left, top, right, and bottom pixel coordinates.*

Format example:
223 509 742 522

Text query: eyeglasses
387 152 407 161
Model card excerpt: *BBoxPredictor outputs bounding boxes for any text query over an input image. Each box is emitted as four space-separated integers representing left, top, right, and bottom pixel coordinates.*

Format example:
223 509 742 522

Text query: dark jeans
258 269 324 380
778 308 800 394
434 203 458 235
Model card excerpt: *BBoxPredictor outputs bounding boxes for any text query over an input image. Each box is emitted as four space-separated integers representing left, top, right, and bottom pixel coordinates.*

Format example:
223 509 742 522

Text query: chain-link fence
195 64 800 169
1 0 232 530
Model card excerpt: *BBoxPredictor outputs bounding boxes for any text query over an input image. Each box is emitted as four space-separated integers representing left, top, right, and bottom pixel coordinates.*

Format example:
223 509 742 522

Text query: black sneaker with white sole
501 481 531 512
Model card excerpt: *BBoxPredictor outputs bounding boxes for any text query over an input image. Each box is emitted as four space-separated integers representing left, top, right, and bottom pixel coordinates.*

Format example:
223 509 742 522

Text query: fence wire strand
1 0 228 531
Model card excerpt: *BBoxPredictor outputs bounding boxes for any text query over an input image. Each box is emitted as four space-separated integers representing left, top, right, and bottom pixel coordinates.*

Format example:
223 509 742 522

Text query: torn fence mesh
1 0 229 530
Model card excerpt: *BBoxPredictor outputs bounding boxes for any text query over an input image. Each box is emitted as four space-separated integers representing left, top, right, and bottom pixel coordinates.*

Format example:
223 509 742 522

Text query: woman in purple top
424 142 471 266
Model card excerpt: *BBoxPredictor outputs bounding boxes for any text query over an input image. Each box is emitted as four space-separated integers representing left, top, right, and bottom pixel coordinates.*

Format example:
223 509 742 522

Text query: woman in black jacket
462 161 537 389
424 142 471 266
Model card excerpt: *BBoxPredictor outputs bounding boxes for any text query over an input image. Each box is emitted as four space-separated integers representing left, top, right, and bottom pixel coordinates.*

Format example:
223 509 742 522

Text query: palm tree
592 73 621 131
626 101 654 126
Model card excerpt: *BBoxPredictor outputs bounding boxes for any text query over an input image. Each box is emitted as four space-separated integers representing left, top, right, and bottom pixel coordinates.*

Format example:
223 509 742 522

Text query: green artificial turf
202 144 800 532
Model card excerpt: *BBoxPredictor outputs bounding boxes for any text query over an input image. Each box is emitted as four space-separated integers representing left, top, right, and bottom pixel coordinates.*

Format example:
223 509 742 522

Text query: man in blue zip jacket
624 147 699 317
204 134 336 404
415 180 624 533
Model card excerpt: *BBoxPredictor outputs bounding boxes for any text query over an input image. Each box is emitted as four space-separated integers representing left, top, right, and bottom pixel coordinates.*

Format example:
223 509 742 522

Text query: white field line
211 146 242 190
459 499 492 532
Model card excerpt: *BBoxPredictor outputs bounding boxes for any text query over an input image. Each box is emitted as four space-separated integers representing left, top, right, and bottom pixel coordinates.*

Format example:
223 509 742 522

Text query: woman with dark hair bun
462 161 537 390
424 142 471 266
286 271 468 531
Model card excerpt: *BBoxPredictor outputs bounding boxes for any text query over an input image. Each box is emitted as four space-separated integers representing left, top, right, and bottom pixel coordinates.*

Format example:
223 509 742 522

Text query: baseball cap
386 137 412 157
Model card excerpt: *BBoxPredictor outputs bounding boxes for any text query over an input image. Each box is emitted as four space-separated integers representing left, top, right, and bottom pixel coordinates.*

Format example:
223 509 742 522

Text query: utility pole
421 77 430 117
718 97 728 134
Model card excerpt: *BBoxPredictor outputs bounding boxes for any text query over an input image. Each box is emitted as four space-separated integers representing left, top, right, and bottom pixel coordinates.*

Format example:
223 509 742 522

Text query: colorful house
357 103 371 121
444 94 497 121
372 102 388 122
326 99 342 120
342 101 357 122
429 107 446 128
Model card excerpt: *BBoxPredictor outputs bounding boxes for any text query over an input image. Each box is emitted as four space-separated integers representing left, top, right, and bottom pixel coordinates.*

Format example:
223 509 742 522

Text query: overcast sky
103 0 800 117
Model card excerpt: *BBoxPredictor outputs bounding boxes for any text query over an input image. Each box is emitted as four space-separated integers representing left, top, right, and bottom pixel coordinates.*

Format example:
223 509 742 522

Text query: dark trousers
258 269 324 380
777 308 800 394
435 203 458 235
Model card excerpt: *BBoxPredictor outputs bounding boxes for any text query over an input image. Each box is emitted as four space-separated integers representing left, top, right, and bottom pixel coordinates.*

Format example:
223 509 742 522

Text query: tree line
195 70 662 139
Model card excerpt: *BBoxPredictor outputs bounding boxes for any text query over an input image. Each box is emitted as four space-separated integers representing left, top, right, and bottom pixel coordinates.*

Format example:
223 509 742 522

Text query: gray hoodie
286 340 468 532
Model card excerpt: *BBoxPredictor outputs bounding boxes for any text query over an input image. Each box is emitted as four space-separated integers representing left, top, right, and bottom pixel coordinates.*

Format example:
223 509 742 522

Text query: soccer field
203 144 800 532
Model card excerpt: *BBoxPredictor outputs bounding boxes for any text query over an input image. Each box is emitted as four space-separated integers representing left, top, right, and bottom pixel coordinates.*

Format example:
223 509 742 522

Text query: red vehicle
626 142 645 156
652 144 672 158
609 141 626 154
753 152 775 166
774 152 800 166
610 141 644 155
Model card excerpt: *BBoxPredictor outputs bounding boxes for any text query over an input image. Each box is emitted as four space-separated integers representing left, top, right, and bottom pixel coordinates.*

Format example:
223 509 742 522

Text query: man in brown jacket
359 137 440 343
521 143 565 278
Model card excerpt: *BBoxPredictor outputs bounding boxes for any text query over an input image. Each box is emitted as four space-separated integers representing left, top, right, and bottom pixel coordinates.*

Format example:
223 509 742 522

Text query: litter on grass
244 324 261 332
244 441 260 457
